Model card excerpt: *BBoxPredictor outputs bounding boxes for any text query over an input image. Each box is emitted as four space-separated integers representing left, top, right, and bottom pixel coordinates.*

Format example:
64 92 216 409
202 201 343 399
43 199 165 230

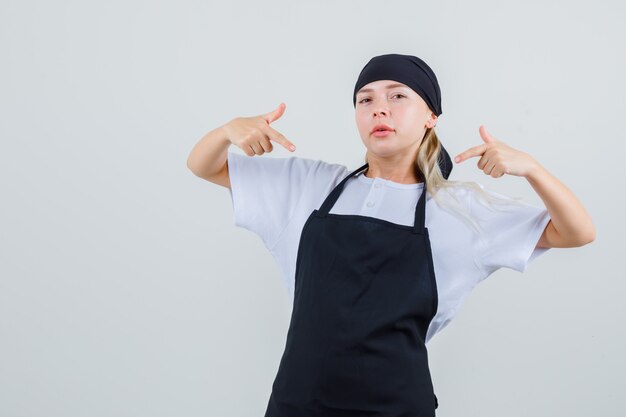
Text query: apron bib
264 162 439 417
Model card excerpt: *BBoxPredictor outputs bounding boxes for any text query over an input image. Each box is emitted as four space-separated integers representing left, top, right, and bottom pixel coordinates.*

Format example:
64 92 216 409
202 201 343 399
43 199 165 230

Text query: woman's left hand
454 125 538 178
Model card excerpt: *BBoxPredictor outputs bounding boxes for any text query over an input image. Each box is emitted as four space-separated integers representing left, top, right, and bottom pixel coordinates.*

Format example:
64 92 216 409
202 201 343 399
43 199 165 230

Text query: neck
363 156 422 184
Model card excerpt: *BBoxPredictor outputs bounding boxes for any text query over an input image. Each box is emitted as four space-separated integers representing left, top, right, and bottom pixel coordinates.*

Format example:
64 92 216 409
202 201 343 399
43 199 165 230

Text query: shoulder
432 180 524 208
227 150 350 193
228 150 346 173
429 181 475 210
428 180 537 233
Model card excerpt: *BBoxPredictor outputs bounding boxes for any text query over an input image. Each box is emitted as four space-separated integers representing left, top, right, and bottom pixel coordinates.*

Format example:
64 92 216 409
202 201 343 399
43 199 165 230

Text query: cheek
356 115 368 133
396 109 422 132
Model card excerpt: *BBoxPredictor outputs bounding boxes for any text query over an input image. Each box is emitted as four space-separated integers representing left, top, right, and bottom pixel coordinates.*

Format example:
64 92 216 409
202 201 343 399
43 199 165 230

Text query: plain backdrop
1 1 624 416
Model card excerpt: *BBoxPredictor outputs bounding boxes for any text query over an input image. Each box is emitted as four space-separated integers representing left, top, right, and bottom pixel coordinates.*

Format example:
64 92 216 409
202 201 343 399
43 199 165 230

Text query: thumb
479 125 497 143
262 102 286 125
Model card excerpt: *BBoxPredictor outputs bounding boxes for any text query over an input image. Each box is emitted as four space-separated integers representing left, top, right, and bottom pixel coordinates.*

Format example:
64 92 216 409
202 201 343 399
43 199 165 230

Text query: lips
371 124 394 134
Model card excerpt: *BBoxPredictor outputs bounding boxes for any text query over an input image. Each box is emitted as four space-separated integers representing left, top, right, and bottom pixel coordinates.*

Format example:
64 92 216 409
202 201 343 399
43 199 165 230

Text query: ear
426 113 438 128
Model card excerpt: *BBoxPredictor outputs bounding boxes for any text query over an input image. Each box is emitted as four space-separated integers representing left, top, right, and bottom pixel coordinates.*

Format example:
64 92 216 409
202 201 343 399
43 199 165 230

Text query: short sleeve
470 184 552 275
226 150 318 249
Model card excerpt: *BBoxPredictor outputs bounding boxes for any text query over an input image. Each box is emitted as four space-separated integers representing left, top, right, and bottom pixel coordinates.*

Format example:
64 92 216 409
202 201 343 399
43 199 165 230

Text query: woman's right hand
222 103 296 156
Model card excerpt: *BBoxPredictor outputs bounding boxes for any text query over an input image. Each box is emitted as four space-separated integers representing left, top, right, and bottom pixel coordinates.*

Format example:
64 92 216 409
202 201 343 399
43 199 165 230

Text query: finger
492 165 506 178
249 140 265 155
261 124 296 152
242 143 255 157
477 154 489 171
259 136 274 153
484 159 497 176
262 102 286 125
479 125 498 143
455 143 487 163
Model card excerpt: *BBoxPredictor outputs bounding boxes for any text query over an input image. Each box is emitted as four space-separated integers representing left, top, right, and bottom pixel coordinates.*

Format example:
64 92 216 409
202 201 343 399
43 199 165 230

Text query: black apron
264 162 439 417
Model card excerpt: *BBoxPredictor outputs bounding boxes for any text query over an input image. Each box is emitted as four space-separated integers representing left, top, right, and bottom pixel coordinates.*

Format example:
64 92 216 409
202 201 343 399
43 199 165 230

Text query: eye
358 94 405 104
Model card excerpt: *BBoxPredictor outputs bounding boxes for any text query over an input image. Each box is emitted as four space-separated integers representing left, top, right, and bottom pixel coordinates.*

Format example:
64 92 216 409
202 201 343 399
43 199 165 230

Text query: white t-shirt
226 150 552 344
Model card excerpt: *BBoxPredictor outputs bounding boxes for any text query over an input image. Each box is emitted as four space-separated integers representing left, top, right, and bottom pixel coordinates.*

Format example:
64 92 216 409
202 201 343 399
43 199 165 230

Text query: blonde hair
364 127 528 236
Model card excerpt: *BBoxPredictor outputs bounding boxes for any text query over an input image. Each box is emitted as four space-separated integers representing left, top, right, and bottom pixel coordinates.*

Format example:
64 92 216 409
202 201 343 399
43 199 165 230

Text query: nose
373 104 389 117
372 98 389 117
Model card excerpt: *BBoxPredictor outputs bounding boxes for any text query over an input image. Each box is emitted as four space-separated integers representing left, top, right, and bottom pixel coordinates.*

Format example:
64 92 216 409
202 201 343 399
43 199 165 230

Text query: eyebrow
356 83 410 95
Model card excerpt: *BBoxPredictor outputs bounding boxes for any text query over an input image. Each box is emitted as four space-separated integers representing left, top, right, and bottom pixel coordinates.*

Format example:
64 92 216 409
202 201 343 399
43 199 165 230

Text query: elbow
186 155 200 176
583 228 596 245
571 217 597 247
582 219 597 245
574 228 596 247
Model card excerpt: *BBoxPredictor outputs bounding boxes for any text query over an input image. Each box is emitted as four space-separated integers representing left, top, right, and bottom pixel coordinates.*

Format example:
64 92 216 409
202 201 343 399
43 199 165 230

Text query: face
355 79 437 159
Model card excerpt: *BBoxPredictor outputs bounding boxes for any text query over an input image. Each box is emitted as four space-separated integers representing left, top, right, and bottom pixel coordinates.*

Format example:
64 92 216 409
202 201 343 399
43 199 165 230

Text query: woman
187 53 595 416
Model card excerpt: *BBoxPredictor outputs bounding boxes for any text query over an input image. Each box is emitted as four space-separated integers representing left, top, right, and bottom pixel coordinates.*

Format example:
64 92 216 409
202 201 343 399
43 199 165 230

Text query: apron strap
413 179 427 235
318 162 428 235
319 163 369 216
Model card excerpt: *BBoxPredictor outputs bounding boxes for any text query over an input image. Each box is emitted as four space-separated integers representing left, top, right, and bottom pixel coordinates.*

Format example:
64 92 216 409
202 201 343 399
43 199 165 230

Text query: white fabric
226 150 551 344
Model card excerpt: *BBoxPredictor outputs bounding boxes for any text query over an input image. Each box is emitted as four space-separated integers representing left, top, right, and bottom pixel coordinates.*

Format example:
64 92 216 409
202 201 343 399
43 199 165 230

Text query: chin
367 139 397 150
366 147 401 159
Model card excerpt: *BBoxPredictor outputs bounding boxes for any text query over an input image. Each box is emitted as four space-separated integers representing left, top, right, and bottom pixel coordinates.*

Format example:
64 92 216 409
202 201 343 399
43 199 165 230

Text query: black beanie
353 53 442 116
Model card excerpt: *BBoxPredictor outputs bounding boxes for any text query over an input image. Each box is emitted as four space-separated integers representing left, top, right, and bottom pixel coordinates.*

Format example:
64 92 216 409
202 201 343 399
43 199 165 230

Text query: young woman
187 53 595 417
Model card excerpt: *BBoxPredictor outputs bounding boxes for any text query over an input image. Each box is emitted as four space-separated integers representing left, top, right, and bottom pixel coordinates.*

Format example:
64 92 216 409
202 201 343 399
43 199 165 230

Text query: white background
1 1 624 416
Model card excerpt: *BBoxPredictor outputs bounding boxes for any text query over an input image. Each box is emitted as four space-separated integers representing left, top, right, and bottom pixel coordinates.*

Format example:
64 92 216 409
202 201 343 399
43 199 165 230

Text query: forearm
525 159 596 246
187 123 231 179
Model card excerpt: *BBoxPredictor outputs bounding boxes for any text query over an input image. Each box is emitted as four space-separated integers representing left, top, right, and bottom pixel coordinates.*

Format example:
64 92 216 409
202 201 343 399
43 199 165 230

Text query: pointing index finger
262 124 296 152
455 143 487 163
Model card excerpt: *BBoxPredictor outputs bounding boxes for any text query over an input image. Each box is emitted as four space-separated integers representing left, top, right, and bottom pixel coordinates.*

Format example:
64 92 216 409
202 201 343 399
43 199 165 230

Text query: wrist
217 123 232 146
525 158 547 182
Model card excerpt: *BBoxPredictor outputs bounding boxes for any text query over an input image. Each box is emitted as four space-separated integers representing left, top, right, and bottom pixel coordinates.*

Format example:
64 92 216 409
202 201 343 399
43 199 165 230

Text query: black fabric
353 53 442 116
438 144 453 180
264 162 440 416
